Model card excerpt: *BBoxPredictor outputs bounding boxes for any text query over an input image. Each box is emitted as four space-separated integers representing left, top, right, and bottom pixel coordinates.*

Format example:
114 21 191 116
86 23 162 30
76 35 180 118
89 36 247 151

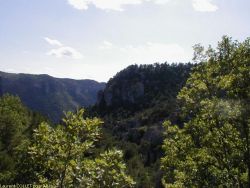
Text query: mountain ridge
0 71 105 122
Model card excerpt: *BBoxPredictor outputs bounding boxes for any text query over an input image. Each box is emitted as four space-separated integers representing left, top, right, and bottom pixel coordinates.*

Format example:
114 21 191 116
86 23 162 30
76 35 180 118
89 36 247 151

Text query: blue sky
0 0 249 81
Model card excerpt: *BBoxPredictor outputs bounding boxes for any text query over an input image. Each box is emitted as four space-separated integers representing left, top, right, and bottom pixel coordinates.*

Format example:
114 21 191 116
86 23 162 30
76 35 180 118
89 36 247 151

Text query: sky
0 0 249 82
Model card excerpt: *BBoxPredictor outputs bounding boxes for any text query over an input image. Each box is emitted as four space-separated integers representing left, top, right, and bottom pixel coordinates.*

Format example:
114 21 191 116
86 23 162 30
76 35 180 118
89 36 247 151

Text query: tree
29 109 135 187
0 94 31 183
161 36 250 187
81 149 135 188
0 94 51 184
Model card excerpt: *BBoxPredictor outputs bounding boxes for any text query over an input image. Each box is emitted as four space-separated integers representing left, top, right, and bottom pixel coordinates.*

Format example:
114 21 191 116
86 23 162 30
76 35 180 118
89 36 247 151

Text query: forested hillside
0 72 105 122
91 63 194 187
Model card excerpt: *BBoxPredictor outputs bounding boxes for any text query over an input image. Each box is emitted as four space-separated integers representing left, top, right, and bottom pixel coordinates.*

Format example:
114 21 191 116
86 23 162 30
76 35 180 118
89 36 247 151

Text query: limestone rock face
96 63 194 118
99 81 144 107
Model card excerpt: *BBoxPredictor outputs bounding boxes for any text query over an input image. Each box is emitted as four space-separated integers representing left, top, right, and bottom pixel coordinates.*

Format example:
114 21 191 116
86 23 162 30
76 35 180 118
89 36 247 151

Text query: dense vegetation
0 72 105 122
0 36 249 187
29 109 134 187
0 95 134 187
0 94 47 183
161 36 250 187
91 63 194 187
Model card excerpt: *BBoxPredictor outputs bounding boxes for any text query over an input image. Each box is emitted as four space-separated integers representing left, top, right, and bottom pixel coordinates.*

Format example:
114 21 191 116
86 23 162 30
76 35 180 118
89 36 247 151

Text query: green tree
29 109 135 187
81 149 135 188
0 94 31 183
0 94 50 184
161 36 250 187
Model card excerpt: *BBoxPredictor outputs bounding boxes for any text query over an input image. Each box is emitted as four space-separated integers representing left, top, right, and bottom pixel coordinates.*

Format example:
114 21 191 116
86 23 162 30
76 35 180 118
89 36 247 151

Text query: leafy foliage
29 109 135 187
161 36 250 187
82 149 135 187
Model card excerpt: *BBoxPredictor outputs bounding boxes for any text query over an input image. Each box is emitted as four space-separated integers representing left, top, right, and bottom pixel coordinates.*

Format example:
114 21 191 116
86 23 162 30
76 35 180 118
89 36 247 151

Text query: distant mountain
0 71 105 122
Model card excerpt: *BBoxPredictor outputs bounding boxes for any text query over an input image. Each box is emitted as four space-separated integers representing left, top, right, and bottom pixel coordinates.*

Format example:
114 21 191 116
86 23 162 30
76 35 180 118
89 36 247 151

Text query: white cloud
44 37 83 59
44 37 63 46
192 0 218 12
67 0 89 10
67 0 218 12
99 40 113 49
47 46 83 59
90 0 143 11
153 0 171 5
67 0 171 11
